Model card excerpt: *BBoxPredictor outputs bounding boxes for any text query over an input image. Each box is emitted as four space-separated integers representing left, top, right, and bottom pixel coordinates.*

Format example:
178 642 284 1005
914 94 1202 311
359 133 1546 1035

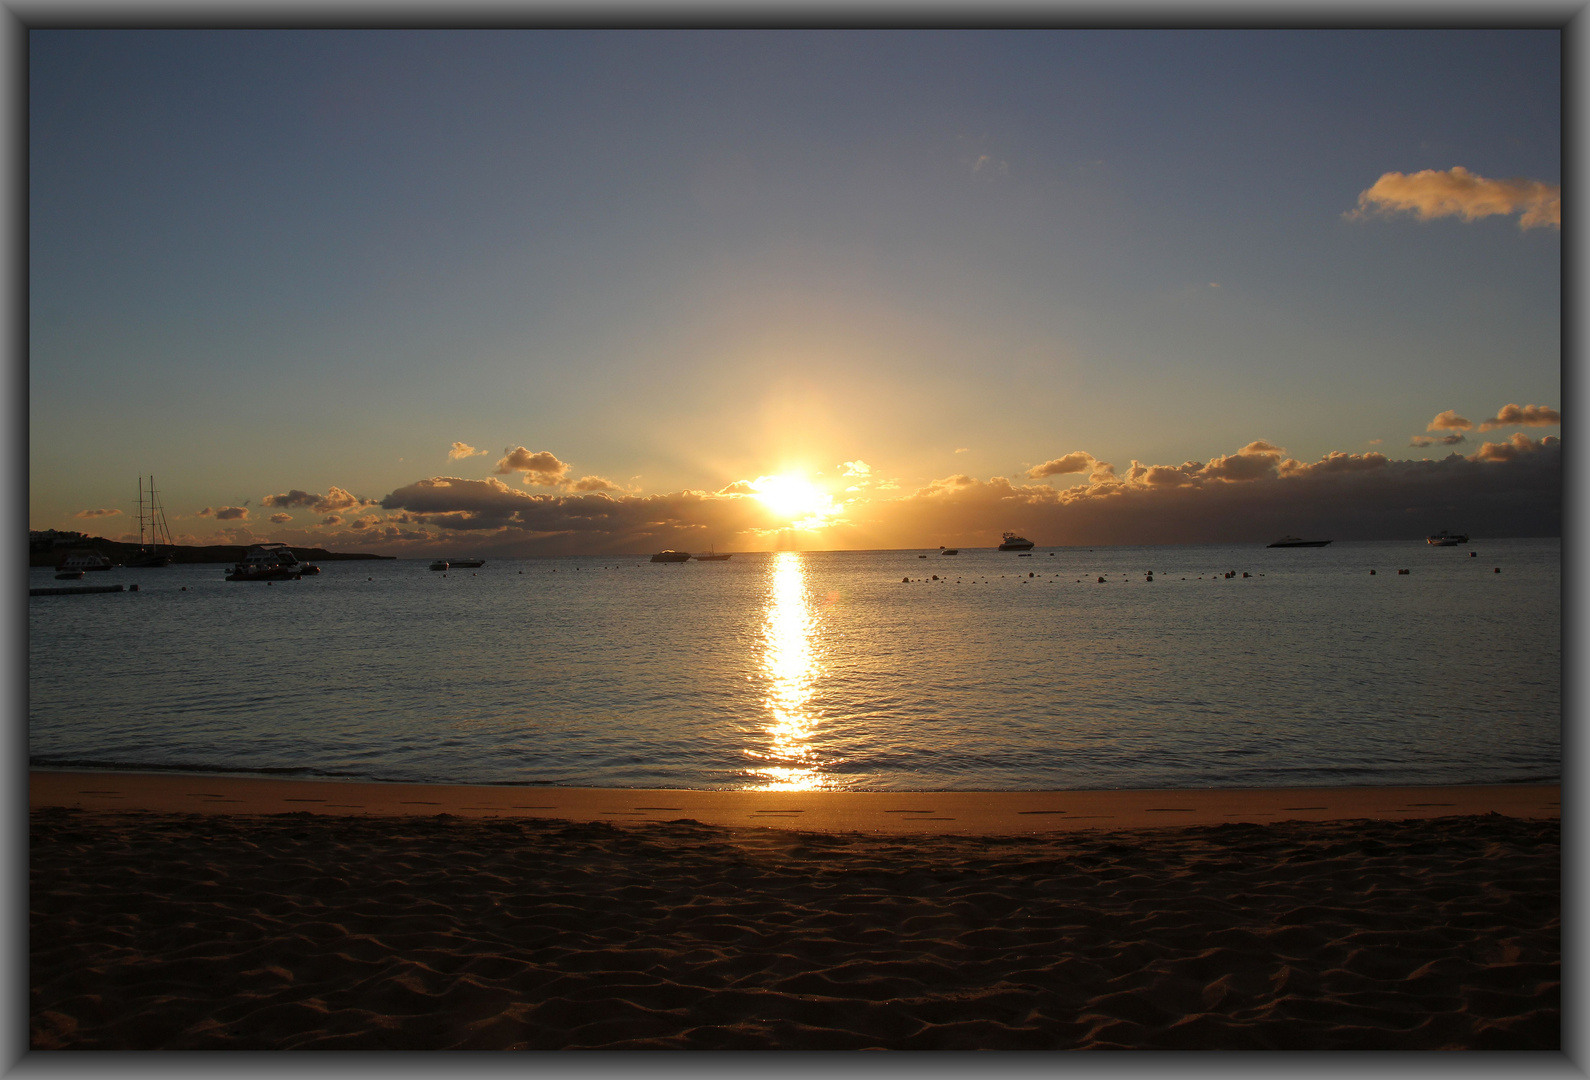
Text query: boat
1427 530 1469 546
447 557 485 568
430 560 450 571
57 550 116 572
998 532 1035 551
940 546 959 555
126 476 175 567
54 570 85 580
650 550 691 563
226 543 311 581
1267 536 1332 548
693 546 731 561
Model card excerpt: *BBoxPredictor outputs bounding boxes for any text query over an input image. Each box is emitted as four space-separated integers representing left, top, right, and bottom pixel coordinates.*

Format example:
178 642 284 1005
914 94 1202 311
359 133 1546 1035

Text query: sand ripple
31 810 1558 1049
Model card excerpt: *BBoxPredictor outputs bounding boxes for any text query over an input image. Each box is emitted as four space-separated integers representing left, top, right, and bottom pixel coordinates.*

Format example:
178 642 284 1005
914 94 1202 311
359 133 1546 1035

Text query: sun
751 474 834 525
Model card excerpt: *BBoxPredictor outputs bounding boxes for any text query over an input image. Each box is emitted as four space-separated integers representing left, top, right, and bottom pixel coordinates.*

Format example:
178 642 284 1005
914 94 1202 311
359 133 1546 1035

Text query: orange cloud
494 447 572 487
570 475 619 493
1427 410 1474 432
268 512 292 524
1349 166 1560 229
1027 452 1095 478
1198 440 1284 482
1278 451 1389 477
448 441 486 460
1471 432 1558 463
1410 434 1466 448
1478 403 1560 431
262 486 375 514
73 508 122 519
198 506 249 521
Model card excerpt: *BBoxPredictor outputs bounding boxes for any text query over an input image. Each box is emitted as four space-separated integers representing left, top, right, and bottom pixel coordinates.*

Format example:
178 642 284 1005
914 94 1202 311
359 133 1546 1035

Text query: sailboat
127 476 175 567
693 545 732 561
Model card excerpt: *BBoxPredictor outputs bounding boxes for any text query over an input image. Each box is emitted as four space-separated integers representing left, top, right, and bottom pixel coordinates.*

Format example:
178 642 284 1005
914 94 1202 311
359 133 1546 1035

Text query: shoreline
30 769 1559 834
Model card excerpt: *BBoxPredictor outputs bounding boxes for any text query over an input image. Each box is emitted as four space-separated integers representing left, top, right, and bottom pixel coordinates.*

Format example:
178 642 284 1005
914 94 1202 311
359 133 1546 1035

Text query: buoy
1398 569 1409 575
1370 569 1376 575
902 577 909 583
180 586 186 591
1470 551 1477 557
129 584 139 591
1097 576 1105 583
932 575 938 580
1494 567 1501 573
1242 572 1249 578
1029 572 1034 577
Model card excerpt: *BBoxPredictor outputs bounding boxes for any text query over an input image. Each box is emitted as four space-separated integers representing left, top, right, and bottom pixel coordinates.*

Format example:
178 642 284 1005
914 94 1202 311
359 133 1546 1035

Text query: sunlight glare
751 474 837 528
746 551 832 791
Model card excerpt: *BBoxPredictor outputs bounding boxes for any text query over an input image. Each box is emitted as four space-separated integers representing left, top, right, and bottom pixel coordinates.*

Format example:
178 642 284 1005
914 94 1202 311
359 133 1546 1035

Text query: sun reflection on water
747 551 831 791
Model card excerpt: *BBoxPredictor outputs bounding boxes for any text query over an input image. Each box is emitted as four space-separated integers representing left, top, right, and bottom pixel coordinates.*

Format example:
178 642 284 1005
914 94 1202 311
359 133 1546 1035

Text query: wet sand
30 772 1560 1050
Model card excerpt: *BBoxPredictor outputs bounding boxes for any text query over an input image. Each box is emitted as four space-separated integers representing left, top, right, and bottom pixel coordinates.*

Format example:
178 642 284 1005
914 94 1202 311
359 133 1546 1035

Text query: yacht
1267 536 1332 548
447 557 485 568
227 544 312 581
430 560 450 571
57 550 116 572
1427 530 1469 546
998 532 1035 551
650 550 691 563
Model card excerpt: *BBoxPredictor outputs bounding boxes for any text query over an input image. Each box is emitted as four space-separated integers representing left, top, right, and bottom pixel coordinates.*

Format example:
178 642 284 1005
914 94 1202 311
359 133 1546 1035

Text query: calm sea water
29 540 1560 791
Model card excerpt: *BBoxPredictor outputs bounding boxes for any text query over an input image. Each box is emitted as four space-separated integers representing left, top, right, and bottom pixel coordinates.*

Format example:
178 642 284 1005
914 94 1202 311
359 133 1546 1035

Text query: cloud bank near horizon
158 430 1557 556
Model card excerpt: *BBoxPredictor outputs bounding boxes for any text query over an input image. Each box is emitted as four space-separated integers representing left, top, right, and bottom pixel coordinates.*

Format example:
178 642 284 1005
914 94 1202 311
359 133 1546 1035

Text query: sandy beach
30 771 1560 1050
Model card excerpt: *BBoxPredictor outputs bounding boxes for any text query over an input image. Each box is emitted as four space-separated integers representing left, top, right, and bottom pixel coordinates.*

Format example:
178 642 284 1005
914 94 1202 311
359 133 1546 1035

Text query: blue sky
29 29 1560 551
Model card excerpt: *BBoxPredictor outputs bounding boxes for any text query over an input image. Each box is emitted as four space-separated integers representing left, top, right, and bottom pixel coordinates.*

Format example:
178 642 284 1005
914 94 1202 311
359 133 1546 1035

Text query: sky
29 29 1561 554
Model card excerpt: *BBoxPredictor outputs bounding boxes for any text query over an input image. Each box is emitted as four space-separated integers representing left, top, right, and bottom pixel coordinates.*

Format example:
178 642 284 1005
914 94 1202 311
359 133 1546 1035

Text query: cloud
1471 432 1557 463
262 486 376 515
716 480 757 496
448 441 487 460
199 506 249 521
268 513 292 524
1478 403 1560 431
1197 440 1284 482
841 460 871 477
261 489 318 508
1427 410 1474 432
73 508 122 519
972 154 1009 176
1278 451 1388 477
1027 452 1096 478
313 486 377 514
494 447 572 487
378 474 786 547
570 475 620 493
954 448 970 454
1349 166 1560 230
272 420 1561 557
321 514 343 526
1410 434 1467 447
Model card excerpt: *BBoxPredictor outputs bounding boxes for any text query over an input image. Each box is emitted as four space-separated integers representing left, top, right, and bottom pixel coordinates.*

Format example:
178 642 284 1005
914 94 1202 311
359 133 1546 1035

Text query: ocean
28 539 1560 792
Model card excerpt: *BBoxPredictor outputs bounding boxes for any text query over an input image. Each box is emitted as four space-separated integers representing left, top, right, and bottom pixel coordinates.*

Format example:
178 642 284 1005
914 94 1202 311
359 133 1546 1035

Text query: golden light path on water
747 551 831 791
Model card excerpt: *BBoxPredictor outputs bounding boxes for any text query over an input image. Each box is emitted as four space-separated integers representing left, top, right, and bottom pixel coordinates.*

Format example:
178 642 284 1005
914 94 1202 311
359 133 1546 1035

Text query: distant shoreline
28 537 395 566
